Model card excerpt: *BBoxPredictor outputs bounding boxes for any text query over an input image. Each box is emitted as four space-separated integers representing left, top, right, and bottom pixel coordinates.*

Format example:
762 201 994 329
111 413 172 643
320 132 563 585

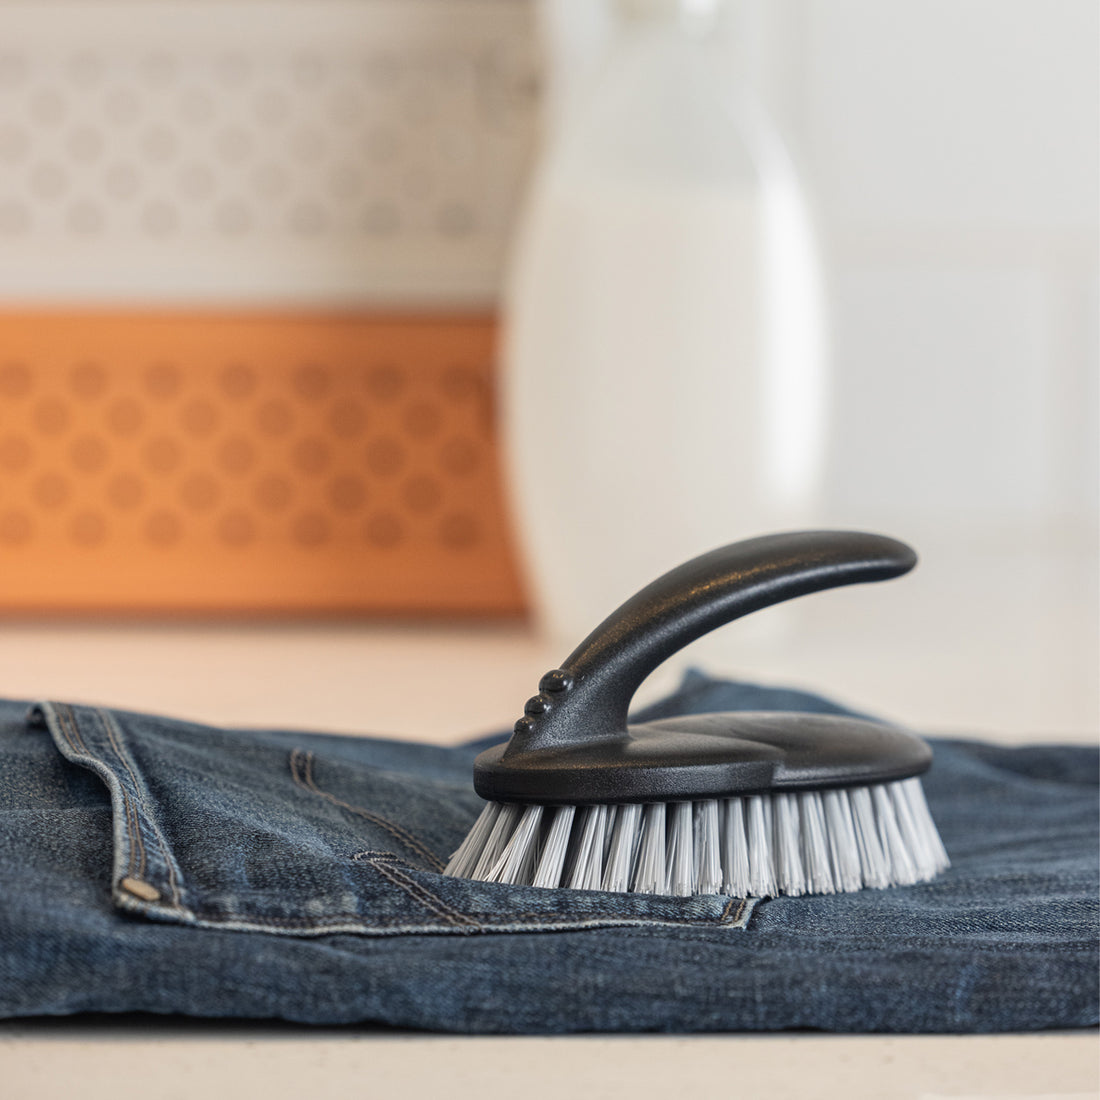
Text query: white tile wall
824 266 1057 521
756 1 1097 730
769 0 1099 534
801 0 1099 231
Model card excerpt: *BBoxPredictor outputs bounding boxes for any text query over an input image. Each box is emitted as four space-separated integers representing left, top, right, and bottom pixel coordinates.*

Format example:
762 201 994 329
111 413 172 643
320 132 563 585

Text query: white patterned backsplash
0 1 539 306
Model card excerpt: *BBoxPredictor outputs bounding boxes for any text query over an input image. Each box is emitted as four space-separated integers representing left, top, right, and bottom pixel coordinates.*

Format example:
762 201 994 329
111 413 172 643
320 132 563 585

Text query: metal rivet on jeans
119 876 160 902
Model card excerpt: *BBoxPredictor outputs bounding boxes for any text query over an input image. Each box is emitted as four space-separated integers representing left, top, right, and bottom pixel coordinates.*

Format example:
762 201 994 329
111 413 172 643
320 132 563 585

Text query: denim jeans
1 673 1096 1033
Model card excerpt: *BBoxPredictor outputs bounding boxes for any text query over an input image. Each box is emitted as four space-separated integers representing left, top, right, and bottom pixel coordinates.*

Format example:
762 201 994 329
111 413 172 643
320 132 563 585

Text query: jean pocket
35 702 756 938
349 853 758 934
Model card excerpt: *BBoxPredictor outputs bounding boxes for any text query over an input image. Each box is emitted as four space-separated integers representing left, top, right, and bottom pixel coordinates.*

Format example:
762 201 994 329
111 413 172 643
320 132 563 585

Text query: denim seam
449 898 756 930
174 895 742 933
166 900 757 935
96 708 184 909
723 897 749 924
190 912 452 930
360 855 479 927
352 855 754 930
167 863 754 935
289 748 445 871
349 850 754 930
161 911 755 936
364 866 757 931
42 702 188 912
49 703 147 889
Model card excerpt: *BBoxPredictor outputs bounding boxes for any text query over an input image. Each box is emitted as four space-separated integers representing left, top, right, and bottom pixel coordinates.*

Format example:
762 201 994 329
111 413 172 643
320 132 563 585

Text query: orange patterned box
0 311 526 616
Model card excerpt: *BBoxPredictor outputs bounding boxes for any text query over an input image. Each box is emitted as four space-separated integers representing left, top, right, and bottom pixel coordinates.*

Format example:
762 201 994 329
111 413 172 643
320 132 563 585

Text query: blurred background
0 0 1095 742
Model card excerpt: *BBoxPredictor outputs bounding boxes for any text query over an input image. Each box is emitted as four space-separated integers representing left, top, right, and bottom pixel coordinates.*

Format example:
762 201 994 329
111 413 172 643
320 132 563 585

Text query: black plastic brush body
444 531 949 898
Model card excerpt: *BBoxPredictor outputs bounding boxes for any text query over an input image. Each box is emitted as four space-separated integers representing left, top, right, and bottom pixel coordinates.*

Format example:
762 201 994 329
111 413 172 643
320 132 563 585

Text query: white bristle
693 800 723 894
487 804 544 884
872 784 917 885
585 805 611 890
665 802 695 897
443 801 502 879
798 791 836 895
746 795 778 897
894 777 950 877
531 804 575 889
567 805 609 890
773 793 806 896
602 803 642 892
602 805 619 864
848 786 890 888
445 778 949 899
720 797 751 896
632 803 667 894
470 802 522 881
822 788 862 892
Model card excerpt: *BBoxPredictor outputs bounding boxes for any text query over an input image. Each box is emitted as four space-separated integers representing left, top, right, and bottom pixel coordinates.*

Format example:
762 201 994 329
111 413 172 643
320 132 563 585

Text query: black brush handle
505 530 916 757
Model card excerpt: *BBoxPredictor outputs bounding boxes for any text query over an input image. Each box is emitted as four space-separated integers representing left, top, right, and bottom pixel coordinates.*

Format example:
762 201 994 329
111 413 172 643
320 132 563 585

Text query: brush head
455 710 947 898
444 776 950 897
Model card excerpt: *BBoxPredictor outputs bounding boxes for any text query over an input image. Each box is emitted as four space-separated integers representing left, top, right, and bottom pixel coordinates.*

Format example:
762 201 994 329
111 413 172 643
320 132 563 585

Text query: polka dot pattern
0 354 489 550
0 15 536 303
0 314 524 614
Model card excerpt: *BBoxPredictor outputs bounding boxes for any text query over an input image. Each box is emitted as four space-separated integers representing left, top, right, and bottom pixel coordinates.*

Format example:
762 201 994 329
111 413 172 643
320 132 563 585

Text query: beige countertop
4 1029 1097 1100
0 525 1094 743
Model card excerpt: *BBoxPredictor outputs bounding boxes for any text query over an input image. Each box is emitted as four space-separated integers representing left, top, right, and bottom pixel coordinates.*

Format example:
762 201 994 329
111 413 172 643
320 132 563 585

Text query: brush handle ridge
505 530 915 756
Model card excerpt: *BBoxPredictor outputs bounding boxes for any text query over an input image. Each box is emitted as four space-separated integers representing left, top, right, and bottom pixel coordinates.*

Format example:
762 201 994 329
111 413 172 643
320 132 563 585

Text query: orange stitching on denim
51 704 80 754
289 748 445 871
94 708 148 883
721 897 756 924
97 708 183 908
100 708 184 906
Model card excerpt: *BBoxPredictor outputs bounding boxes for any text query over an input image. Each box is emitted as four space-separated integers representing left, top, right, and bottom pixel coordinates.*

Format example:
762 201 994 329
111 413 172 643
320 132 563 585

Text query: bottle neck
616 0 726 34
612 0 756 101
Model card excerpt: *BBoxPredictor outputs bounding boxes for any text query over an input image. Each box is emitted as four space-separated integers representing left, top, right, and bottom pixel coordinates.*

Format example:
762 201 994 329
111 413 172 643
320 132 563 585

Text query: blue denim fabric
1 672 1096 1033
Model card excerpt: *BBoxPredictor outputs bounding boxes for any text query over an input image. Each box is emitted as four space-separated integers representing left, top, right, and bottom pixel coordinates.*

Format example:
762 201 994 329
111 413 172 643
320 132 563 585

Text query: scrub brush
444 530 949 898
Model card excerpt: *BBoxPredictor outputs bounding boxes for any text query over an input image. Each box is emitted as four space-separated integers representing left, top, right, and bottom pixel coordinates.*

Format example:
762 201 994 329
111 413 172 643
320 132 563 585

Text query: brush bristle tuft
444 778 949 898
